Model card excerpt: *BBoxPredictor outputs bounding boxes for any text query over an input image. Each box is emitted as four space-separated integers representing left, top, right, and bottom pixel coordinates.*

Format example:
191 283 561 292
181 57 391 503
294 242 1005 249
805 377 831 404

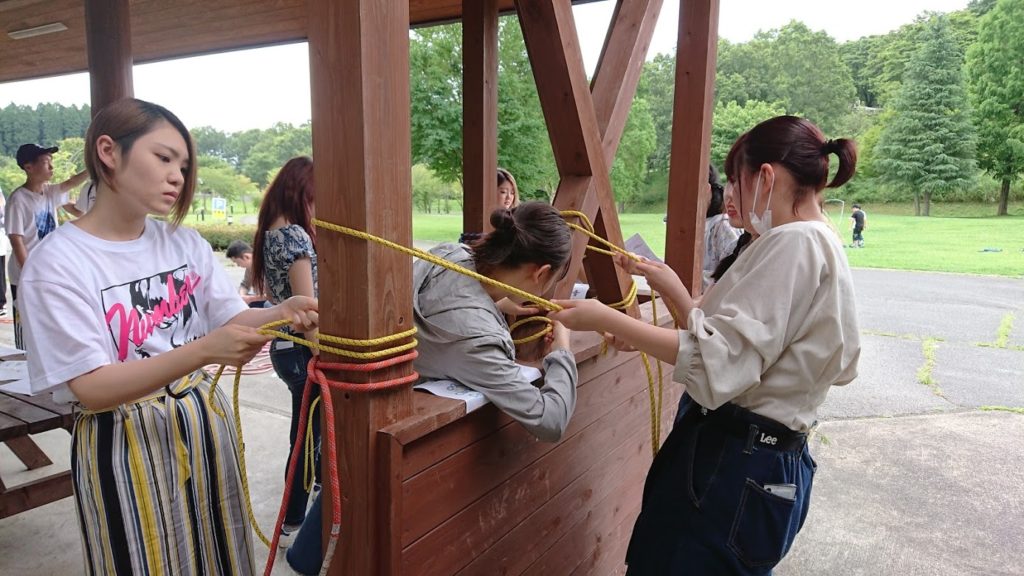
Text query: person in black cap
6 143 87 348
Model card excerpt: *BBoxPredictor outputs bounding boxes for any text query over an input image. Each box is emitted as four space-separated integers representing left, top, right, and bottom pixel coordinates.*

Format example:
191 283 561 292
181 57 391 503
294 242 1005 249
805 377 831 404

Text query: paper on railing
0 345 26 361
0 379 32 394
414 364 542 414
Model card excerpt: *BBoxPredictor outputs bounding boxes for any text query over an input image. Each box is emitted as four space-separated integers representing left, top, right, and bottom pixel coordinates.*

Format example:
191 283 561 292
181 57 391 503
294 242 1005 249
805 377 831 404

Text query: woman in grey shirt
414 202 578 442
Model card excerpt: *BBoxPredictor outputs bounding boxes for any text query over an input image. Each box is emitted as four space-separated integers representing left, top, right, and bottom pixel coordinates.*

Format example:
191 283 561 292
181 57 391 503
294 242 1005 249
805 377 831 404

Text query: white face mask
748 172 774 235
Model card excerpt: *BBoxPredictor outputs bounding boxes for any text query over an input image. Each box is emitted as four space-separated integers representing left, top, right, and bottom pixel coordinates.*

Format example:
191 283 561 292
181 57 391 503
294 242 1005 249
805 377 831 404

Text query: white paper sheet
0 360 28 382
414 364 543 413
0 345 26 361
0 379 32 394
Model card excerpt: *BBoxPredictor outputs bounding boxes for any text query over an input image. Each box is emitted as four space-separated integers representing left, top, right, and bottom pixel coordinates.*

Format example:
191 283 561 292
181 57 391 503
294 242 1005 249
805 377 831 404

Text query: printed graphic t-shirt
20 219 248 401
5 184 68 285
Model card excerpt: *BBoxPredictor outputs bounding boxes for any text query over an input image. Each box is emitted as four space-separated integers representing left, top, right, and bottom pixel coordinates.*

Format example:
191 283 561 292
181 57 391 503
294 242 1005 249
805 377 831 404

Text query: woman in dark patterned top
251 156 320 540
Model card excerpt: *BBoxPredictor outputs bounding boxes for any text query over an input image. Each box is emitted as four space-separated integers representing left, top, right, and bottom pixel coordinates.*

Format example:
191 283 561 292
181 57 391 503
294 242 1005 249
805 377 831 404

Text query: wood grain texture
664 0 719 295
462 0 500 235
307 0 415 573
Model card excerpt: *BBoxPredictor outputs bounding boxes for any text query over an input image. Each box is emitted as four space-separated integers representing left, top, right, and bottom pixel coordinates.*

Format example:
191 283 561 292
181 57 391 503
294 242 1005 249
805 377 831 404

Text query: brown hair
251 156 315 295
724 115 857 210
497 168 520 208
84 98 196 226
471 202 570 277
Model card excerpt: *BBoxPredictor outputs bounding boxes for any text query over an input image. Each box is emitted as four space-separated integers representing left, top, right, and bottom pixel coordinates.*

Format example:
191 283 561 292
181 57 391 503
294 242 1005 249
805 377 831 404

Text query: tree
609 98 656 211
192 126 230 160
966 0 1024 216
710 100 786 172
636 53 678 174
197 155 257 210
50 137 85 183
761 22 857 133
240 123 312 188
875 16 977 216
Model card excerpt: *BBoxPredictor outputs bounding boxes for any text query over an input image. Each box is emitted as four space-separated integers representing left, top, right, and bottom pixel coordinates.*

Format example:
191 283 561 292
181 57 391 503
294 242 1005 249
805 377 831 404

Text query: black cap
16 144 59 168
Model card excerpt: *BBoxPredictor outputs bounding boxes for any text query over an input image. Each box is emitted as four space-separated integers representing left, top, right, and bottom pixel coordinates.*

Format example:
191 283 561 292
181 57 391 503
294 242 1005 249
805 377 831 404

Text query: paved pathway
1 264 1021 575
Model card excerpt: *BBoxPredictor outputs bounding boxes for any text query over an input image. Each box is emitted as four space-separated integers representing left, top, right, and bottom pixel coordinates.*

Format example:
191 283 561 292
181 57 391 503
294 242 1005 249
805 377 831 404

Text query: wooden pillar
84 0 134 114
516 0 635 312
463 0 500 234
307 0 415 574
665 0 719 295
591 0 664 166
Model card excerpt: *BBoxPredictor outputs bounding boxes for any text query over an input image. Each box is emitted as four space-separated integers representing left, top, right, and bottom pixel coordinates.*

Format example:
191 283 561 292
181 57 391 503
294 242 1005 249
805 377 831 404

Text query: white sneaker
278 523 301 548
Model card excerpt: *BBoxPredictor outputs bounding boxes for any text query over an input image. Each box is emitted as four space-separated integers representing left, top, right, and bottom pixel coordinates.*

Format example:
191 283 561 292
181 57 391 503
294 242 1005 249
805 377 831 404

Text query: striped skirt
71 373 256 575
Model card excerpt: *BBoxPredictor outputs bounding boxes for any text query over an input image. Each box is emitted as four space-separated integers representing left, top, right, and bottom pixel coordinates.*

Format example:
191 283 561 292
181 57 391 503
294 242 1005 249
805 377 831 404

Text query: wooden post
463 0 500 235
665 0 719 295
84 0 134 113
307 0 415 574
591 0 664 166
515 0 635 312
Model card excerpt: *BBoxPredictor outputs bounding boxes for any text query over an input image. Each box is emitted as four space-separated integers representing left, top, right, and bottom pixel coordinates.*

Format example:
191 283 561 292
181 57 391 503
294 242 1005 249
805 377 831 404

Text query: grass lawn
413 202 1024 278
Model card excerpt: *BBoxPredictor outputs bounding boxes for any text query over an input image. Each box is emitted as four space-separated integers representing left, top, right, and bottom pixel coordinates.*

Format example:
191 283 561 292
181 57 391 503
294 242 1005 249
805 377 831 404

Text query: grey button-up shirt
413 243 578 442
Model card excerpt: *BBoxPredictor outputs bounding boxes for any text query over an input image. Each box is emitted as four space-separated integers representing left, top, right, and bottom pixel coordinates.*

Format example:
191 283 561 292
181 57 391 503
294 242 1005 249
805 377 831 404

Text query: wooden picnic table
0 388 75 519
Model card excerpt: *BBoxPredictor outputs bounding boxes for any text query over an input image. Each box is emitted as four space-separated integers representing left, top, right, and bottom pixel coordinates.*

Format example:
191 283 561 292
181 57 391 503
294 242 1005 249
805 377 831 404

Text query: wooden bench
0 388 75 519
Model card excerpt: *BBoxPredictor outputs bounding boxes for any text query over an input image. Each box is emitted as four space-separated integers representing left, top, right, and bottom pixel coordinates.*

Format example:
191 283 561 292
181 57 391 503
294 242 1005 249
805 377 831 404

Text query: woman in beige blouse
551 116 861 575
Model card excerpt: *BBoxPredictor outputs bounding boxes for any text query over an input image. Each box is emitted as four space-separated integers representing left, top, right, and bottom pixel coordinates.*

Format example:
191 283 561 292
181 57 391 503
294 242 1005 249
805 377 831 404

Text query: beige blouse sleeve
672 228 831 410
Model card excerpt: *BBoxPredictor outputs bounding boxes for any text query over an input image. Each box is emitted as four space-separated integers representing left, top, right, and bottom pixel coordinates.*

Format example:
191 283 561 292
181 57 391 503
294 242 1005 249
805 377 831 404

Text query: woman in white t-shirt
19 98 319 575
550 116 861 575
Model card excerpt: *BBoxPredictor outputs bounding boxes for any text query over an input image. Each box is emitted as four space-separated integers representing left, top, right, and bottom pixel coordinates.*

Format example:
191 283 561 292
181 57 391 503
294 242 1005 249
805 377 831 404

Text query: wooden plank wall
392 305 681 576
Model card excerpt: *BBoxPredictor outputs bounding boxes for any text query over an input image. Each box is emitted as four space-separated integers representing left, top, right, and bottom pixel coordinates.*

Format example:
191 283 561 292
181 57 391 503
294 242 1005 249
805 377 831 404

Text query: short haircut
85 98 196 226
226 240 253 259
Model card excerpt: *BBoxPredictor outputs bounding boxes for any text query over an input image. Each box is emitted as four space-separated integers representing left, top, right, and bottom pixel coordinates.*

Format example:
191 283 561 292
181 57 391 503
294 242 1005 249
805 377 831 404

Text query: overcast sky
1 0 969 133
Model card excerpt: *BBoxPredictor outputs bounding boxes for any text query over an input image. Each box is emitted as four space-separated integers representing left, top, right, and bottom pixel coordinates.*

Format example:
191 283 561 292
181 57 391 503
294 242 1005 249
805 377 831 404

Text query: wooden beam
462 0 500 235
665 0 719 295
590 0 665 166
307 0 415 574
84 0 134 113
515 0 635 312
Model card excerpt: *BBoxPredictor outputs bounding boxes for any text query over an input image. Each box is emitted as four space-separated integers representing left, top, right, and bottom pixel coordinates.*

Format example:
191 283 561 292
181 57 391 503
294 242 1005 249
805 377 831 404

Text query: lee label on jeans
759 433 778 445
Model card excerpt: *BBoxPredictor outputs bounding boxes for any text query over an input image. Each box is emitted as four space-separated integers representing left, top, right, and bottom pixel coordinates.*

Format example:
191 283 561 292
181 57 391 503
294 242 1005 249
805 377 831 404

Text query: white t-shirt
5 183 68 285
74 181 97 215
20 219 248 401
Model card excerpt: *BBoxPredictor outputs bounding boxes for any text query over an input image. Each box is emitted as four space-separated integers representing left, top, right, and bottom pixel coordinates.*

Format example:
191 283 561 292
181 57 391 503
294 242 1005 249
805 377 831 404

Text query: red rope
263 353 418 575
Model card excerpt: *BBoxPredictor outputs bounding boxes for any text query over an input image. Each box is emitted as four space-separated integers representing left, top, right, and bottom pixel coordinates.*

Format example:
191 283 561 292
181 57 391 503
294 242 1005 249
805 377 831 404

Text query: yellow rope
561 210 665 454
256 319 419 360
208 209 674 546
509 315 554 345
208 365 272 547
305 396 322 493
314 218 563 312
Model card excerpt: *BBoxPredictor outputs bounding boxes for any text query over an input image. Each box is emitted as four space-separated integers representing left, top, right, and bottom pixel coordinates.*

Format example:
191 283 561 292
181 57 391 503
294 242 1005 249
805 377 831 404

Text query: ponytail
824 138 858 189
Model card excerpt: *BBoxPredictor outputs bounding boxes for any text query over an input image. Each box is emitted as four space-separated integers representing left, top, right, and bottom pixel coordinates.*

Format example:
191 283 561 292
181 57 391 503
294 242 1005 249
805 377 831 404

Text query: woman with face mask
550 116 861 575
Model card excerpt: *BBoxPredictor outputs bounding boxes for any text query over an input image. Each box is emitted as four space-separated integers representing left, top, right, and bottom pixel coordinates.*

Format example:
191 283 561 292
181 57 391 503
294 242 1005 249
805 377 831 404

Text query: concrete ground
1 263 1022 575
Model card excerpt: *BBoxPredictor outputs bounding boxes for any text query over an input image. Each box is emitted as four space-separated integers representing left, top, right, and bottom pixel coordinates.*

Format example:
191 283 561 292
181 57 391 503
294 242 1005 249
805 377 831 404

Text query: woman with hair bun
551 116 861 574
416 201 577 442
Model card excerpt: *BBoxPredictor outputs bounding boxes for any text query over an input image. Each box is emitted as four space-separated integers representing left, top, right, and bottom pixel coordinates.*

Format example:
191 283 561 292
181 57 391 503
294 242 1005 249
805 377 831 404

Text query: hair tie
822 139 838 155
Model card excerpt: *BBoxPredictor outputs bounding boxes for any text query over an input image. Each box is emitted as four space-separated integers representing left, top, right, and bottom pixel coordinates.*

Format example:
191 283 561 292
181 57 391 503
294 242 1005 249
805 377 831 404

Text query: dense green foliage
874 16 977 215
3 5 1022 216
966 0 1024 215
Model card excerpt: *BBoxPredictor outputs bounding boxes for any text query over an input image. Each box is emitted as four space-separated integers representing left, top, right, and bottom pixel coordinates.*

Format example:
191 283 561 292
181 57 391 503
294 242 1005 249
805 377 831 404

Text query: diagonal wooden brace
515 0 663 315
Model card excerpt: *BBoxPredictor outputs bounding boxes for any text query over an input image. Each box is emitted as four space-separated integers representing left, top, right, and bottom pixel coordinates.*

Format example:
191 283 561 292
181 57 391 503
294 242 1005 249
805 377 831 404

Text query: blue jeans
626 401 816 575
286 491 323 575
270 339 320 526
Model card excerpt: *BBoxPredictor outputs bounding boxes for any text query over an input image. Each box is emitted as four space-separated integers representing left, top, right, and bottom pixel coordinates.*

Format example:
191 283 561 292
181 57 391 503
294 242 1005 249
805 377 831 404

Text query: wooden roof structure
2 1 719 574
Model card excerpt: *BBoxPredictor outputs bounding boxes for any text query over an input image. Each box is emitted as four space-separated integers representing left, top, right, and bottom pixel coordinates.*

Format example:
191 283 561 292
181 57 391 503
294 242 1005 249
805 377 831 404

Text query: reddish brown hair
251 156 315 294
724 115 857 209
84 98 196 226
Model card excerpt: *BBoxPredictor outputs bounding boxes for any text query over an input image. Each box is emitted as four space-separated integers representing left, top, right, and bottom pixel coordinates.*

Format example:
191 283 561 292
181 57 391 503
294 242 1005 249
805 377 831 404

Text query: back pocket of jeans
728 478 799 568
